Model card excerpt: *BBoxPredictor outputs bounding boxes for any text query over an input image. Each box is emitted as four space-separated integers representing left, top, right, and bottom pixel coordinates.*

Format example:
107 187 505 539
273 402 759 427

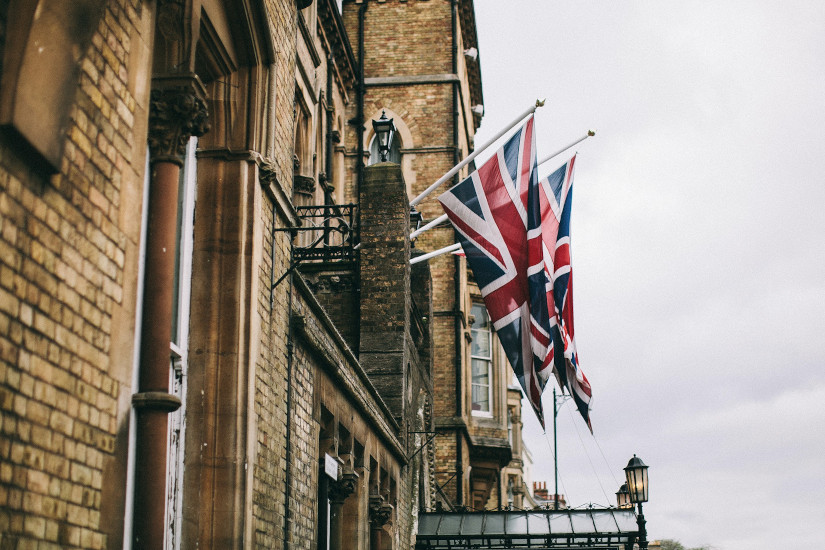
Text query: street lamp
371 110 396 162
623 455 649 550
615 483 632 509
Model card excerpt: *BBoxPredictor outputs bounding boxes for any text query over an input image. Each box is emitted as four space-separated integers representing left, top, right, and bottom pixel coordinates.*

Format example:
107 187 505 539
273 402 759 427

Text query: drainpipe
325 54 334 200
357 2 366 197
134 79 208 549
323 55 334 247
450 0 465 510
451 0 460 170
355 1 367 357
283 88 300 550
283 273 295 550
453 254 463 507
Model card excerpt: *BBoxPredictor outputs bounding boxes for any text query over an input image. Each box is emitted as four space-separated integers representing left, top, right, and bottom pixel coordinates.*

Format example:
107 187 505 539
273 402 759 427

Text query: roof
416 508 639 549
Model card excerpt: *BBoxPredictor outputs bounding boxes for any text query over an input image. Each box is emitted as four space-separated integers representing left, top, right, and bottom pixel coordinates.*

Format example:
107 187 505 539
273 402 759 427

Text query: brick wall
0 0 151 547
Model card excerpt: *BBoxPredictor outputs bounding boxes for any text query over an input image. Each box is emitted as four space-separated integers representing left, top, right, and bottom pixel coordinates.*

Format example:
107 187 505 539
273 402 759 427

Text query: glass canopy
416 508 639 549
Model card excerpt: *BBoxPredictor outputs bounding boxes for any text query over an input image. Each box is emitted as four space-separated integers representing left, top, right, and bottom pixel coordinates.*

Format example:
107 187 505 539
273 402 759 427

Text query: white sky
472 2 825 548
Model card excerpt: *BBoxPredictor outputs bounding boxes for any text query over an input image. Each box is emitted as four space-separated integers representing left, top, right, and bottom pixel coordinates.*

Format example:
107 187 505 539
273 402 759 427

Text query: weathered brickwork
251 3 299 548
0 0 149 547
342 0 523 513
1 0 503 548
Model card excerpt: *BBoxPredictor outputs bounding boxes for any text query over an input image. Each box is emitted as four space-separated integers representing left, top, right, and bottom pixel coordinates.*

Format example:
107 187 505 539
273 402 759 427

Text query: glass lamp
616 483 633 509
624 455 649 503
371 110 396 162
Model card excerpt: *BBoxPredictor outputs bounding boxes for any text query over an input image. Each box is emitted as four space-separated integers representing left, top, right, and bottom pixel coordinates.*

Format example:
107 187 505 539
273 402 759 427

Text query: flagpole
409 242 461 265
553 387 559 510
409 99 545 208
409 128 593 241
537 130 595 168
410 213 448 241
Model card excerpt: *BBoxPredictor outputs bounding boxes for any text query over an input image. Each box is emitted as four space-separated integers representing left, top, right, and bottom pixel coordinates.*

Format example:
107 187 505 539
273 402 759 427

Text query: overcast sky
471 2 825 548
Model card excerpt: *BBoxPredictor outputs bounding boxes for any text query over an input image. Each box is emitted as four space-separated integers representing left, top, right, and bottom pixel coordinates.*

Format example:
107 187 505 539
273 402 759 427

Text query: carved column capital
148 76 210 165
328 471 358 504
369 495 393 528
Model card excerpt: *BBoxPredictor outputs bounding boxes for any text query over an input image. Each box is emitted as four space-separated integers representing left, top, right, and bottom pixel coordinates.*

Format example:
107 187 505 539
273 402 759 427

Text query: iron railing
293 203 358 263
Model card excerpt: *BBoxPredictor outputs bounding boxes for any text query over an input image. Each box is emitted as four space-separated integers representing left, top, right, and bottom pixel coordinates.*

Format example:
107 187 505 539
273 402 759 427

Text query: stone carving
369 495 393 528
328 471 358 504
148 85 210 165
260 161 278 186
157 0 185 44
294 174 316 196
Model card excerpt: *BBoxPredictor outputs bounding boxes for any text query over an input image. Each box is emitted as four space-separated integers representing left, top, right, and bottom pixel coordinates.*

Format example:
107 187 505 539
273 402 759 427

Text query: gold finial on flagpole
536 98 546 108
537 130 597 167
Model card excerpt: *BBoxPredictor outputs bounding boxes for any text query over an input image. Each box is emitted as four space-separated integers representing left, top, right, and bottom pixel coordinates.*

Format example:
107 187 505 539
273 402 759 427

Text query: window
471 303 493 415
508 409 513 446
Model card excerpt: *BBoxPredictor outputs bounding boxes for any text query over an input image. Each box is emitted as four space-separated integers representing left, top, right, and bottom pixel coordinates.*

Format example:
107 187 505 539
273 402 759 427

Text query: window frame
470 303 494 417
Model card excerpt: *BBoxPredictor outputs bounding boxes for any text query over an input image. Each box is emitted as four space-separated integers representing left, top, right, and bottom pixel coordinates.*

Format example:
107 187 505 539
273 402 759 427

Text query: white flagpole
536 130 595 168
409 99 546 207
410 243 462 265
410 213 448 240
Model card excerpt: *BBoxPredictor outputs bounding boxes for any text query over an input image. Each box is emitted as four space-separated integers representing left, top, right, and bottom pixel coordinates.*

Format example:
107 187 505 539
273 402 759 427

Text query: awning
416 508 639 549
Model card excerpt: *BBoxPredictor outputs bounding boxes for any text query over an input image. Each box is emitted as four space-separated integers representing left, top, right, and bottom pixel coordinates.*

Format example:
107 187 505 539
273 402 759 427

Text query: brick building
340 0 529 513
0 0 527 549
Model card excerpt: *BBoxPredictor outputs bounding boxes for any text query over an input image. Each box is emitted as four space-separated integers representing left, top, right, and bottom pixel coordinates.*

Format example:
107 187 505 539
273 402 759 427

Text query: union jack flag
538 156 592 430
438 116 553 427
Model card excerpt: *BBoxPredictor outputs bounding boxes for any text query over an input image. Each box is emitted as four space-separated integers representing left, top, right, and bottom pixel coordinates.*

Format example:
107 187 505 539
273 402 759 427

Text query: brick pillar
358 162 412 418
133 77 208 549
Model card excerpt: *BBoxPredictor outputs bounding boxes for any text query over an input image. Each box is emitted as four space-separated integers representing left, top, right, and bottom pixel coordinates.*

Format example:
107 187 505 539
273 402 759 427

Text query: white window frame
164 136 197 550
470 303 494 417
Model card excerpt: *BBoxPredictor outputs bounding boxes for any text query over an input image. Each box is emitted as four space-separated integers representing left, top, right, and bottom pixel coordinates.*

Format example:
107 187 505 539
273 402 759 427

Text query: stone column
132 76 208 549
369 495 393 550
328 471 359 550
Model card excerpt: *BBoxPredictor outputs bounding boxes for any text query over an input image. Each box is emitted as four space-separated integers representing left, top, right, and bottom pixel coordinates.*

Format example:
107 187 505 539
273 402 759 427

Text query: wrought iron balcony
293 203 358 263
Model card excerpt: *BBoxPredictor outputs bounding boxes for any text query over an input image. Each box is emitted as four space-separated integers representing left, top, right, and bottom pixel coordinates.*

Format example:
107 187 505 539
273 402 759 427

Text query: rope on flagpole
537 130 595 168
409 99 546 208
410 242 461 265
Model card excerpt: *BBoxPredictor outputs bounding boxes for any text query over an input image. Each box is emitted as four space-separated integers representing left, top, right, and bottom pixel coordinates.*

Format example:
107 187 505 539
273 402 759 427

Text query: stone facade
0 0 522 549
0 1 152 547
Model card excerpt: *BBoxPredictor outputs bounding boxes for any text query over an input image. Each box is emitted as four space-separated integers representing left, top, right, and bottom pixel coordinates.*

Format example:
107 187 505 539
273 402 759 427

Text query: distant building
533 481 568 510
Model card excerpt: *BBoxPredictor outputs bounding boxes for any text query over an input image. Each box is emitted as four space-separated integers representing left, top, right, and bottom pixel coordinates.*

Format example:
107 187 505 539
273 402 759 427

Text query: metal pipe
536 130 595 168
283 266 295 550
451 0 460 179
454 252 463 506
132 160 182 549
324 54 334 246
355 1 367 357
553 388 559 510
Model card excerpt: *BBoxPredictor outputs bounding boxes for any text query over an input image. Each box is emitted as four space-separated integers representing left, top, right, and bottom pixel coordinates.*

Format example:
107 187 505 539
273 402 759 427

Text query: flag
537 156 592 430
437 116 553 427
